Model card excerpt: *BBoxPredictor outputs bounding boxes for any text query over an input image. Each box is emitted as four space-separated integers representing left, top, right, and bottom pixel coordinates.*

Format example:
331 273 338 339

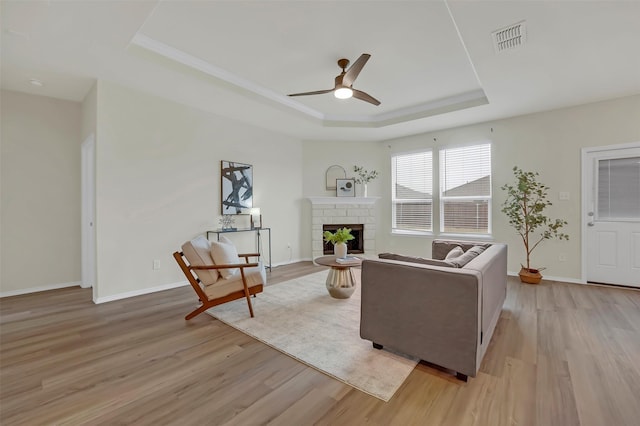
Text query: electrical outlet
559 253 567 262
287 243 291 249
153 259 161 270
559 192 570 201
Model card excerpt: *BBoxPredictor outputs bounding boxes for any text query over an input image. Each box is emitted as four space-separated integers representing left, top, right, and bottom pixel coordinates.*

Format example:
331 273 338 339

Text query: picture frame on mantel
325 165 346 190
336 178 355 197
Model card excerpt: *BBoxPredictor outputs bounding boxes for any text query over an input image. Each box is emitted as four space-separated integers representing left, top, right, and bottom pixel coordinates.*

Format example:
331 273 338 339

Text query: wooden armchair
174 236 265 320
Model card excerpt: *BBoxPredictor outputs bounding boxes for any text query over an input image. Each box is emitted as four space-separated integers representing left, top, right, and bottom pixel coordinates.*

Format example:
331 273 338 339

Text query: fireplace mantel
307 196 380 205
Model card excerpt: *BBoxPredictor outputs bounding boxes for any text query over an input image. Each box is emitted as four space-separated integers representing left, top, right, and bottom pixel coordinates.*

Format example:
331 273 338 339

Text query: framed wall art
336 178 355 197
221 160 253 214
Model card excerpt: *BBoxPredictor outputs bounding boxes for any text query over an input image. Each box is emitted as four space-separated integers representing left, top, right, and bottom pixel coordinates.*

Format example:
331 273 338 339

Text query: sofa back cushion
378 253 454 268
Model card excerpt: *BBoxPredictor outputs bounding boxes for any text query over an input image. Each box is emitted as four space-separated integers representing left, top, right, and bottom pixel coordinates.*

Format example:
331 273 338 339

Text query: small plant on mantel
501 166 569 284
353 166 379 197
323 227 354 259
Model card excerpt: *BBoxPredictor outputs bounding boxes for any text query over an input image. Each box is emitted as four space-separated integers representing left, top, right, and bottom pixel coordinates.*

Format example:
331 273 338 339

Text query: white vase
363 183 368 198
334 242 348 259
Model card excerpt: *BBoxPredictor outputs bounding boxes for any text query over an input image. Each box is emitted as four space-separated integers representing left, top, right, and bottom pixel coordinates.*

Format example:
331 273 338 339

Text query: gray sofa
360 239 507 381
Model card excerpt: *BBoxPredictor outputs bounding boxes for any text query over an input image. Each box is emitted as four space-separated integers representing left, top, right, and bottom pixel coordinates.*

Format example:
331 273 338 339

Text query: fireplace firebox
323 224 364 255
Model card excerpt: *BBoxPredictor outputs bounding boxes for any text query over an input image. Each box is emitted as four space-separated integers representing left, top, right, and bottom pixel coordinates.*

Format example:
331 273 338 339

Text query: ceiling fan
288 53 381 106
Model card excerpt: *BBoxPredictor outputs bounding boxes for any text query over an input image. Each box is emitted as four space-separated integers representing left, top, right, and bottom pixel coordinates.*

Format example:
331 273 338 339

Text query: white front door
583 144 640 288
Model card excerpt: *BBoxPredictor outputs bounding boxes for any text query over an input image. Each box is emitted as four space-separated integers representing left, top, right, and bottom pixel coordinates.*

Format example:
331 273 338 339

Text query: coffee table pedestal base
326 267 357 299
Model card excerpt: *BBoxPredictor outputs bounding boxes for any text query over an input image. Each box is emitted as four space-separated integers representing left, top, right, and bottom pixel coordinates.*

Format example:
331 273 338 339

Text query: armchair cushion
181 236 219 285
204 263 266 299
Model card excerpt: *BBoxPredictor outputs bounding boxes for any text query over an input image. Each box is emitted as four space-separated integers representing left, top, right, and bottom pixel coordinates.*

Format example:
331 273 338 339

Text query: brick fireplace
308 197 379 261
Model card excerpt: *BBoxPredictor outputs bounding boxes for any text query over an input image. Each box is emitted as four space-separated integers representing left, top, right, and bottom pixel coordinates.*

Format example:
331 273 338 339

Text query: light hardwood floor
1 262 639 425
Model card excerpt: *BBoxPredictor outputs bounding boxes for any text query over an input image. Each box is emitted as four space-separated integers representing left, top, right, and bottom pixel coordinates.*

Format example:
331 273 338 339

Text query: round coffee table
314 255 362 299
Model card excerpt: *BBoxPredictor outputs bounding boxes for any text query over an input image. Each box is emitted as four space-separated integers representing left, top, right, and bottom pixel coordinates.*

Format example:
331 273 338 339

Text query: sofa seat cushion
182 236 220 285
203 263 265 299
379 253 454 268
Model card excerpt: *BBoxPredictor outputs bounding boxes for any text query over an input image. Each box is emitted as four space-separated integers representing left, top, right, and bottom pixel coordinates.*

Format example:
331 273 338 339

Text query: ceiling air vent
492 21 527 53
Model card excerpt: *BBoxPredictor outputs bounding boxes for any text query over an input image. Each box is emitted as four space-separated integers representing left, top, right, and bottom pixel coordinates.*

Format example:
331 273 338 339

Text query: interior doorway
81 134 97 300
582 142 640 288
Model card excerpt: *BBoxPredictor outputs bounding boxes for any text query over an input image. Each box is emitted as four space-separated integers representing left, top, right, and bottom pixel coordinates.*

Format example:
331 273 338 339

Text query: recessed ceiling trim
323 89 489 128
130 33 324 120
130 33 488 128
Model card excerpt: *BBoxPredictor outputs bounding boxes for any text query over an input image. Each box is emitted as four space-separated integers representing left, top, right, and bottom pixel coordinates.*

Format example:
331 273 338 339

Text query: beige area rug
206 270 418 402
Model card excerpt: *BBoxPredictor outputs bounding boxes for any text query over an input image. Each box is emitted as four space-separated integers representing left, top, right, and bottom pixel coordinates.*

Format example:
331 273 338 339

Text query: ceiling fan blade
342 53 371 87
352 89 381 106
288 89 334 97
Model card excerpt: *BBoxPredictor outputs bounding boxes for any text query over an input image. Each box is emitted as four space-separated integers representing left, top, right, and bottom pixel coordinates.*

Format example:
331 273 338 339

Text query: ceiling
2 0 639 142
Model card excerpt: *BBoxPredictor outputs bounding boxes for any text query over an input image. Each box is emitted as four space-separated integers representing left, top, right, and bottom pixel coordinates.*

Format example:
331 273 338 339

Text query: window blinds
440 144 492 234
597 157 640 220
392 151 433 232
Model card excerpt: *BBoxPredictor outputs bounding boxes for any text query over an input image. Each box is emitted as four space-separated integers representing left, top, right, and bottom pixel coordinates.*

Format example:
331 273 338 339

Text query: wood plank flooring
1 262 639 425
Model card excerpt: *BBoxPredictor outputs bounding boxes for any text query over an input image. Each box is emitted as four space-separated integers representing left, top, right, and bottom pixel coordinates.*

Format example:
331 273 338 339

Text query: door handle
587 222 595 227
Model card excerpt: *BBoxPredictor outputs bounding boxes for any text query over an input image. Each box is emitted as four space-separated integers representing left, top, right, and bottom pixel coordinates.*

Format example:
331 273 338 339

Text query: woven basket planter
519 267 542 284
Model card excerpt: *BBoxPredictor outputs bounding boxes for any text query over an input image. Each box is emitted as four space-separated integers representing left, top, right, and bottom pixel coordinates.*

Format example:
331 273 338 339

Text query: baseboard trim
0 281 82 298
271 257 312 268
94 281 189 304
507 270 585 285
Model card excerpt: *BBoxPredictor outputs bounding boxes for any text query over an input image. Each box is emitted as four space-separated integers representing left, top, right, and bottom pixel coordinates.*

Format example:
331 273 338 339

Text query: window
392 143 492 236
597 156 640 220
392 151 433 232
439 143 492 234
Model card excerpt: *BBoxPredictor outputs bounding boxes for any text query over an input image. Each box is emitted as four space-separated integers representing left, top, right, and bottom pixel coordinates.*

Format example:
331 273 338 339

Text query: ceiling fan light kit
288 53 381 106
334 87 353 99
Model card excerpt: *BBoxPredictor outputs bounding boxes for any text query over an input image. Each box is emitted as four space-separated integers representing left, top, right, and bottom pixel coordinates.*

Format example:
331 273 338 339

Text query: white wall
334 94 639 281
0 90 82 295
94 81 304 301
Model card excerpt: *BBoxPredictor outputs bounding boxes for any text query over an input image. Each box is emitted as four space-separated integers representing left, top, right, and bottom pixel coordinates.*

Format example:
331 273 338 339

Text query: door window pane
597 157 640 220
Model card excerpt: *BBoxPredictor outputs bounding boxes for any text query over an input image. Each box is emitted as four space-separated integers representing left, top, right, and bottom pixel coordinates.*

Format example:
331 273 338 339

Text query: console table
206 228 272 271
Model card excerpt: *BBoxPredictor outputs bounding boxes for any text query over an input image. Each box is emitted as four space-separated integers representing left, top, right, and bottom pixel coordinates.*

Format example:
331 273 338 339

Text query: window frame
391 142 493 238
439 143 492 236
391 149 434 234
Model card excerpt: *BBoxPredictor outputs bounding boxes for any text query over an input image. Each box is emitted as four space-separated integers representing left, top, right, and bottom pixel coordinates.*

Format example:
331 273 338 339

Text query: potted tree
323 227 355 259
501 167 569 284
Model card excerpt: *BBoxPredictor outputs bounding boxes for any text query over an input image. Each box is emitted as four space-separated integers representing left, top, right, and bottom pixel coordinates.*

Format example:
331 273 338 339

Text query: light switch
559 192 570 201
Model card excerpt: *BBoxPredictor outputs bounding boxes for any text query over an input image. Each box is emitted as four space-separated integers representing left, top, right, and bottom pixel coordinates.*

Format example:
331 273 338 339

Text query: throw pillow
219 235 233 245
211 240 240 279
447 245 487 268
445 246 464 260
378 253 455 268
